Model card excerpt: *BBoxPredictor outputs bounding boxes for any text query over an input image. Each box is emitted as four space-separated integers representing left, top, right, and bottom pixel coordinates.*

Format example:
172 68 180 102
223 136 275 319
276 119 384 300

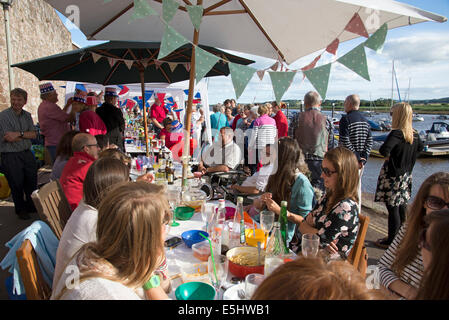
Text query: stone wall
0 0 72 122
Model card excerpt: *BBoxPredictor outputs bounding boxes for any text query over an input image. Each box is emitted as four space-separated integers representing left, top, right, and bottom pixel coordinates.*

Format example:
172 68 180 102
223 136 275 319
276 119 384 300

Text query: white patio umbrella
45 0 446 179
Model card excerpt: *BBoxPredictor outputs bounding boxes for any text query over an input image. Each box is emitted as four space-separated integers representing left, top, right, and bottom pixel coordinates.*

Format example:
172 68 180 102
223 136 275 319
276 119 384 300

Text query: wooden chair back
31 180 72 240
16 239 51 300
347 214 370 277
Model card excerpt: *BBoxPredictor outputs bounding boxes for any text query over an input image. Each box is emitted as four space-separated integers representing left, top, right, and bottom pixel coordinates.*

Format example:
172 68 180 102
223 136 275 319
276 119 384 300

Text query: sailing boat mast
391 60 395 108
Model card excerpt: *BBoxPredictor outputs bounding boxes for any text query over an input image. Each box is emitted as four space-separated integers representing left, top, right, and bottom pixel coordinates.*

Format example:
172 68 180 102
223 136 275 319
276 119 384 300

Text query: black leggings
386 203 407 244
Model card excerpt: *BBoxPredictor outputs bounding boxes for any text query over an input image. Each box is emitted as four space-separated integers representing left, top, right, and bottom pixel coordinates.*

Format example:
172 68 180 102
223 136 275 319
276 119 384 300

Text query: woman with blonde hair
51 181 171 300
252 257 385 300
266 147 360 258
377 172 449 300
374 102 423 249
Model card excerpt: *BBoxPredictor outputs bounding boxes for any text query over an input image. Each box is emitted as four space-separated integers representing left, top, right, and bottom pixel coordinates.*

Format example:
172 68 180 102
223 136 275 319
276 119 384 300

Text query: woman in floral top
273 147 360 258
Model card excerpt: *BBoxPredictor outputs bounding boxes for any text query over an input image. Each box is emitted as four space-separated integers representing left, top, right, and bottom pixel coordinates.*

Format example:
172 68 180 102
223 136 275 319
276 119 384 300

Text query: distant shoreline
285 106 449 115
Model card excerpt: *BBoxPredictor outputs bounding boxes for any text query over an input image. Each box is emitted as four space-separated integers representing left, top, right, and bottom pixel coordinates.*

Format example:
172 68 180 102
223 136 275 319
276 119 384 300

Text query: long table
165 200 261 300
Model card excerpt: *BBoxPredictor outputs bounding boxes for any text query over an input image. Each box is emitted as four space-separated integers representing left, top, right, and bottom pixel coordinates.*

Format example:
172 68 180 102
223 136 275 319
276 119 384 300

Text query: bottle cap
281 201 288 207
237 197 243 203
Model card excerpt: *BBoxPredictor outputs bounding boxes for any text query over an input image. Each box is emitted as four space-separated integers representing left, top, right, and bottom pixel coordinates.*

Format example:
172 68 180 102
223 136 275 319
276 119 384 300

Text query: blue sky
57 0 449 104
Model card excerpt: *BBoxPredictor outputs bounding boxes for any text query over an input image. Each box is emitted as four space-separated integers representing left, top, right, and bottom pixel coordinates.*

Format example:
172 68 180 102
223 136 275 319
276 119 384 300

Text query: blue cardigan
0 221 59 295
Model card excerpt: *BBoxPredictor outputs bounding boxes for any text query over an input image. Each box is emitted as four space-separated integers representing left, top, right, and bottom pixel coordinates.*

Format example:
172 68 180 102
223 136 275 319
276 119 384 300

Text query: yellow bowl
244 228 265 248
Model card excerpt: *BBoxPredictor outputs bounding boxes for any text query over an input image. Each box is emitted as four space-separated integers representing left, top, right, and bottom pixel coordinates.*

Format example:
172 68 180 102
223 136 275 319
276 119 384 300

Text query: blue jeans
46 146 57 163
305 159 324 192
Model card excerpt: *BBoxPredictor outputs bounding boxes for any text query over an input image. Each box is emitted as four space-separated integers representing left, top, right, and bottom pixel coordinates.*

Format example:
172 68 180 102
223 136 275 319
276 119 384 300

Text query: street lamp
1 0 15 91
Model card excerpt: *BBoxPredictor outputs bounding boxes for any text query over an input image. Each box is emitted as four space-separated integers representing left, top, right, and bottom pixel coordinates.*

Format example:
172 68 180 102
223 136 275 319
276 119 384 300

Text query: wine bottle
279 200 289 254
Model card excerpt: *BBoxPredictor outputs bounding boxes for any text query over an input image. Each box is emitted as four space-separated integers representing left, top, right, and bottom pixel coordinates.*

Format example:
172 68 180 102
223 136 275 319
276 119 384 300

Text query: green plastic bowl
175 206 195 220
175 281 216 300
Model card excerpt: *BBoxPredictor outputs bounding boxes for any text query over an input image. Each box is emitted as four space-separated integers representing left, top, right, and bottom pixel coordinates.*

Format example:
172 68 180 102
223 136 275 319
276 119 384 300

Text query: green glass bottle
279 200 289 254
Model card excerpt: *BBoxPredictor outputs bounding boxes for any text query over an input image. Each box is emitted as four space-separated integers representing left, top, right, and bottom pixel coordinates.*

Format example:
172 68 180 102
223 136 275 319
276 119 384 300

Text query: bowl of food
181 230 209 248
180 262 210 284
175 281 216 300
182 189 207 212
192 240 211 262
175 206 195 220
226 246 265 279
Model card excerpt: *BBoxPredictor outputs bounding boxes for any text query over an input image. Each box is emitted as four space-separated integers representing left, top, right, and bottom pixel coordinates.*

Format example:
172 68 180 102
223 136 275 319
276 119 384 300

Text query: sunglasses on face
425 196 449 210
321 166 337 177
419 228 431 252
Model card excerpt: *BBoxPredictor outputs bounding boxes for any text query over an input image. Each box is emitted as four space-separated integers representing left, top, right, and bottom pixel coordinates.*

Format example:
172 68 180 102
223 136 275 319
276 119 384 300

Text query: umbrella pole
140 69 149 158
182 0 203 185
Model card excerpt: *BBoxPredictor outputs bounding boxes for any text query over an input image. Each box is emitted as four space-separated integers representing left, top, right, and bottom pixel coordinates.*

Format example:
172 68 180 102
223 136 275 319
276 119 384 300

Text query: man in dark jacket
96 87 125 152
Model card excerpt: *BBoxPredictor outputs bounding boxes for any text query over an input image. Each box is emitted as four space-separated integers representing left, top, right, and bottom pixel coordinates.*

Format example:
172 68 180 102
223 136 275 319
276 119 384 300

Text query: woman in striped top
377 172 449 299
248 103 277 174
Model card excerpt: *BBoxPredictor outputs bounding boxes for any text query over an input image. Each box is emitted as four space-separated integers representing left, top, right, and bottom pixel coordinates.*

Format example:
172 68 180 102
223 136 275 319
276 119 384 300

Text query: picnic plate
223 283 245 300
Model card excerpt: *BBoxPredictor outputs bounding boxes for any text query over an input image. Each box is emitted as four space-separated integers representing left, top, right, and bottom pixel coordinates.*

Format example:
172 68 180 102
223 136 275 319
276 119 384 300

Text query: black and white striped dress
377 223 424 291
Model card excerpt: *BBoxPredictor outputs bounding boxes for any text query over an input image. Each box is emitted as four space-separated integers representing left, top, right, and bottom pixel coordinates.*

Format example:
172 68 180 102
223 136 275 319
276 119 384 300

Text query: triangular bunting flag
364 23 388 53
184 63 191 72
257 70 265 81
303 63 332 100
268 71 297 103
195 47 219 84
326 38 340 55
154 60 163 69
229 62 257 99
270 62 279 71
168 62 178 72
158 25 190 60
130 0 157 22
124 59 134 70
344 12 369 38
301 55 322 72
141 59 149 69
108 57 116 68
91 52 102 63
337 44 370 81
162 0 179 24
186 5 204 31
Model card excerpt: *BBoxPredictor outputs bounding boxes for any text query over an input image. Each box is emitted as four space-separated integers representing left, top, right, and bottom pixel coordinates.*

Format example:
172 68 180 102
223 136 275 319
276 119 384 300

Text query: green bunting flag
186 5 204 31
195 47 220 84
162 0 179 24
229 62 257 99
157 25 189 60
269 71 297 103
303 63 332 100
364 23 388 53
130 0 157 22
337 44 370 81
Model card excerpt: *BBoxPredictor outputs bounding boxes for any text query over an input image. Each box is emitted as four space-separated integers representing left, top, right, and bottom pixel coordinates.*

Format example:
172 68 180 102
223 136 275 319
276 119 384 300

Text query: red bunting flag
345 13 369 38
326 38 340 55
301 55 322 72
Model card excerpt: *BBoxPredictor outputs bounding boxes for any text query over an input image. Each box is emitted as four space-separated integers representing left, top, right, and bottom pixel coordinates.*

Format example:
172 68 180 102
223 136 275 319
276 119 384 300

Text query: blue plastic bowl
175 281 216 300
181 230 209 248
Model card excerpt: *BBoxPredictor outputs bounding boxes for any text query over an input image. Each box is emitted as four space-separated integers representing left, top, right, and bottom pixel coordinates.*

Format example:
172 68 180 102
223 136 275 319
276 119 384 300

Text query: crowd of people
0 84 448 300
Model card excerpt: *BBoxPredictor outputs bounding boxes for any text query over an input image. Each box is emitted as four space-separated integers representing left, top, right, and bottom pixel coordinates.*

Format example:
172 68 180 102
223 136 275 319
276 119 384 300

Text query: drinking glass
301 234 320 257
244 273 265 300
207 254 228 300
202 203 215 230
167 186 181 227
260 210 275 249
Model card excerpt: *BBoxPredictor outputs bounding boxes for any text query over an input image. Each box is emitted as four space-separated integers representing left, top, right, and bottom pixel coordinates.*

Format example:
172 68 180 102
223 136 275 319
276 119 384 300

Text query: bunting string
101 1 388 102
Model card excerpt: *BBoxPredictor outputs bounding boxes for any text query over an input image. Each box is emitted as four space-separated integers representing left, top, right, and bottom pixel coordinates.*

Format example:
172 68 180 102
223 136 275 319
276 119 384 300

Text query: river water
287 110 448 200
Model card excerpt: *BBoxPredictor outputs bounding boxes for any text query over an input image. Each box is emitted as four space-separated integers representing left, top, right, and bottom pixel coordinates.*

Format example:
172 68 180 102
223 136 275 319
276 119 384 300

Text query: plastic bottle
264 222 285 277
